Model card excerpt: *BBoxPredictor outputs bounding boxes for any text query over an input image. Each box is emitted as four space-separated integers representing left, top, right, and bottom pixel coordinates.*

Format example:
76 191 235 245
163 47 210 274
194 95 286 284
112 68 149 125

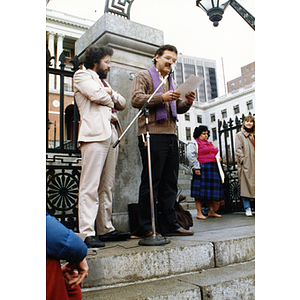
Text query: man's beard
97 69 109 79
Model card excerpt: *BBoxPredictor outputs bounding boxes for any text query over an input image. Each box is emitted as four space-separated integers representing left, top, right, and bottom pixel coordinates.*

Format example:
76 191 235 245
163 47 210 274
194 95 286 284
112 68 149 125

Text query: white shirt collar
155 68 168 82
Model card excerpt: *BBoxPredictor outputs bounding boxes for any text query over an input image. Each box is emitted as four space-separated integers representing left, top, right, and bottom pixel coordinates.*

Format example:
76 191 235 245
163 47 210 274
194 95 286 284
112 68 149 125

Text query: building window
186 127 191 141
175 63 183 86
63 49 71 58
197 115 202 123
221 109 227 119
251 74 255 80
211 113 215 122
247 100 253 110
231 82 235 87
212 128 217 141
207 67 218 100
197 65 206 102
244 77 247 82
185 113 190 121
233 104 240 114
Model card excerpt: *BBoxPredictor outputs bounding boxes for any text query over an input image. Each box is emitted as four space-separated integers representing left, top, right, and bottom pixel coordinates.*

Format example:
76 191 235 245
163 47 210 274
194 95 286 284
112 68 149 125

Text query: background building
174 55 255 147
175 54 218 103
227 61 255 93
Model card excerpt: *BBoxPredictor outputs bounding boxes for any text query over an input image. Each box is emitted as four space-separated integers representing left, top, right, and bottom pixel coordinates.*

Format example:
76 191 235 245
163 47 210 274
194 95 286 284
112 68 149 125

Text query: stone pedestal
75 13 164 231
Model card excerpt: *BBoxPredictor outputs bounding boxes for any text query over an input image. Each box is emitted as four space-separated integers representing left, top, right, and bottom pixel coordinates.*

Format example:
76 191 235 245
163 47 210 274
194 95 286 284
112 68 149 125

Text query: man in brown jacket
131 44 195 237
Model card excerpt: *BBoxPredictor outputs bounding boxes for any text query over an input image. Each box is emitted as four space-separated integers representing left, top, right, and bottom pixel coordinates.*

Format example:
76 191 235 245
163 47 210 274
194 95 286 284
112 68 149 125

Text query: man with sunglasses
131 44 196 238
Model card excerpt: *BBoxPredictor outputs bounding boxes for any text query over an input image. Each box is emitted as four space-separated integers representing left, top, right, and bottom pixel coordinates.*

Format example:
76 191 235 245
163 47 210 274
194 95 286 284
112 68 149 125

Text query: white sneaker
245 208 253 217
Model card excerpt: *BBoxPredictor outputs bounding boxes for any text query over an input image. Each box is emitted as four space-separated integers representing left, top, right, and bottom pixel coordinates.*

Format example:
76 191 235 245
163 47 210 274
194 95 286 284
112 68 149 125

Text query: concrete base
81 211 254 299
84 240 215 288
83 261 254 300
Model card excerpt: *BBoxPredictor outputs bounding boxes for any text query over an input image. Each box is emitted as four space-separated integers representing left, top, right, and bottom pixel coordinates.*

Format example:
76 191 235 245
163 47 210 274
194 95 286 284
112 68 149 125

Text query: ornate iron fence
178 140 189 168
46 49 81 154
218 116 243 212
46 155 81 231
46 49 82 231
218 114 254 213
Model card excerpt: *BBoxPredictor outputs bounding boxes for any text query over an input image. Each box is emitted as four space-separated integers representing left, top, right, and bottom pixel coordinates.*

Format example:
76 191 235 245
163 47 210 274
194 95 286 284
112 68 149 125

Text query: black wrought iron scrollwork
70 55 82 72
47 172 79 211
46 165 81 231
230 0 255 31
104 0 135 19
229 179 241 202
46 49 55 67
218 116 245 212
59 52 66 69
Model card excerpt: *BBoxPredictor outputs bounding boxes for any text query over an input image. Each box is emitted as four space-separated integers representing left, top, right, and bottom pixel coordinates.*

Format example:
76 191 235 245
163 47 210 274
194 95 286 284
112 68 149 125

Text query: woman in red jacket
187 126 224 219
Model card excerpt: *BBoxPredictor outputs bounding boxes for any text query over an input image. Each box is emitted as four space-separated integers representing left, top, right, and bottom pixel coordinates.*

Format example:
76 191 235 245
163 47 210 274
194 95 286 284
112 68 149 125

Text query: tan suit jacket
73 68 126 145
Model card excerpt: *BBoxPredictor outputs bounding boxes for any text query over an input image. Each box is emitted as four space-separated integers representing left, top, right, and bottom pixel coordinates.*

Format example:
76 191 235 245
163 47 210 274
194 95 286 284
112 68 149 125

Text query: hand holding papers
177 75 203 101
215 152 225 184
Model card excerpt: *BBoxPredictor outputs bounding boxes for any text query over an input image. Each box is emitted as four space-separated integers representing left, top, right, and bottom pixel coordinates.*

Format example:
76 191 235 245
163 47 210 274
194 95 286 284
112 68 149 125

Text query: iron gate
46 49 82 231
218 115 254 212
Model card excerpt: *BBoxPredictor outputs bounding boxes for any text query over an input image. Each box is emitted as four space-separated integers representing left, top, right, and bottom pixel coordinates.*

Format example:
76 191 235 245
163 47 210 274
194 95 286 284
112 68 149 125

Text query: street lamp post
196 0 255 30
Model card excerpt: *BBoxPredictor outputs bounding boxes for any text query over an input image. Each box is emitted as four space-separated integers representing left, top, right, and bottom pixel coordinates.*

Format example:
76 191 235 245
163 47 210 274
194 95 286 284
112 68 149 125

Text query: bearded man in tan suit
74 45 130 248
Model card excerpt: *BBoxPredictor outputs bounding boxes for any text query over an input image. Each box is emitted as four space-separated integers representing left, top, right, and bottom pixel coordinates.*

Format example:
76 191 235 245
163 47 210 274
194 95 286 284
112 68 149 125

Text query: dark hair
83 45 114 69
153 44 178 65
193 125 210 139
242 115 255 131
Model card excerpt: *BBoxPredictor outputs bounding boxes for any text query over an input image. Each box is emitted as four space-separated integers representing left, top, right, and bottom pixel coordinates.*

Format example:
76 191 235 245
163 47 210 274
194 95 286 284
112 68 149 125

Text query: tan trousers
78 124 118 237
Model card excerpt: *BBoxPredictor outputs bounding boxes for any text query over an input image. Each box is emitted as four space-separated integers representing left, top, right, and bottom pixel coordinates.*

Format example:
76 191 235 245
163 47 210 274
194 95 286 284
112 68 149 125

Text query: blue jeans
242 197 253 211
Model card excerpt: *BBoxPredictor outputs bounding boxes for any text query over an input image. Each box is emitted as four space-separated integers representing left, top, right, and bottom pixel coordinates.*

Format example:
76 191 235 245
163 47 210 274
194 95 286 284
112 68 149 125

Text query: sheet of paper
177 75 203 101
215 152 225 184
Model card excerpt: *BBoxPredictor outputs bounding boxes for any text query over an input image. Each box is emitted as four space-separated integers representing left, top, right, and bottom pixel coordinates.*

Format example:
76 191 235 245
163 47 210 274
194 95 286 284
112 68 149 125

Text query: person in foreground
235 115 255 216
187 126 224 220
131 44 195 237
46 212 89 300
73 45 130 248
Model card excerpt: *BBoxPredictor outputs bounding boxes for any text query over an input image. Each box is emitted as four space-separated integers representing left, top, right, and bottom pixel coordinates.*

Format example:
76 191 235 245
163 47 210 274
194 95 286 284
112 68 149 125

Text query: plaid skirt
191 162 224 201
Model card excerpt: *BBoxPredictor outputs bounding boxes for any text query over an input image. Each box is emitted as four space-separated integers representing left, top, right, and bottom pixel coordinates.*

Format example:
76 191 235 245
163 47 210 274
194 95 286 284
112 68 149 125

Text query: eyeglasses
162 56 177 64
102 60 111 65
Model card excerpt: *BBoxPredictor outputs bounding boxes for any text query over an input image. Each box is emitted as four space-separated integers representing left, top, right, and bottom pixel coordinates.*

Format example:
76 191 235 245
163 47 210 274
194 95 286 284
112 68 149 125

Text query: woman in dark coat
187 125 224 219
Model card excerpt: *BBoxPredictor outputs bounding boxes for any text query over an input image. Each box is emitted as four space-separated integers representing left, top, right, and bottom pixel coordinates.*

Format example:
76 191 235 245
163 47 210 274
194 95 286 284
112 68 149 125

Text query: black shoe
84 236 105 248
98 230 131 242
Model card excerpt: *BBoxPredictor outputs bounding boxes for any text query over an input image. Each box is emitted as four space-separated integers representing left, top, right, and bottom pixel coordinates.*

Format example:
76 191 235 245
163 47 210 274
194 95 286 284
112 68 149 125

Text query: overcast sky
47 0 255 96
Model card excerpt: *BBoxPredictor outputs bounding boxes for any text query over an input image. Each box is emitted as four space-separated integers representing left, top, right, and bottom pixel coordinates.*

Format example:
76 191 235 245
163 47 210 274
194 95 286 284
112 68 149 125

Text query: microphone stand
113 69 174 246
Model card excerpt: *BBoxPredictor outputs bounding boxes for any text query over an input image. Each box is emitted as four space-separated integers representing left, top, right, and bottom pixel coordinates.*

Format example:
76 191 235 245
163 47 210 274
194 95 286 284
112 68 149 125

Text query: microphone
171 64 176 73
168 64 176 75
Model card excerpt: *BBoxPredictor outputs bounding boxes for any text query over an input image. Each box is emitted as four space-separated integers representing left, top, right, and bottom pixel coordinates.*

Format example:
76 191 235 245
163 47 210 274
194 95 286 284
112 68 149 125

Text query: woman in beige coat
235 115 255 216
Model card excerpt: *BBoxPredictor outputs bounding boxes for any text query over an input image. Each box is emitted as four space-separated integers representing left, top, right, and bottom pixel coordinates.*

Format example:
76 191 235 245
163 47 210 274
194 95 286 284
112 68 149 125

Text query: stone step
82 213 254 289
82 261 255 300
178 167 194 203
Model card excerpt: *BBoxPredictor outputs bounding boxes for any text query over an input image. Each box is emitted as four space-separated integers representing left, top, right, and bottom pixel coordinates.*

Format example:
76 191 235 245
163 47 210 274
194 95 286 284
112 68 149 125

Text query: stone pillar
75 13 164 231
56 34 65 89
47 31 55 89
